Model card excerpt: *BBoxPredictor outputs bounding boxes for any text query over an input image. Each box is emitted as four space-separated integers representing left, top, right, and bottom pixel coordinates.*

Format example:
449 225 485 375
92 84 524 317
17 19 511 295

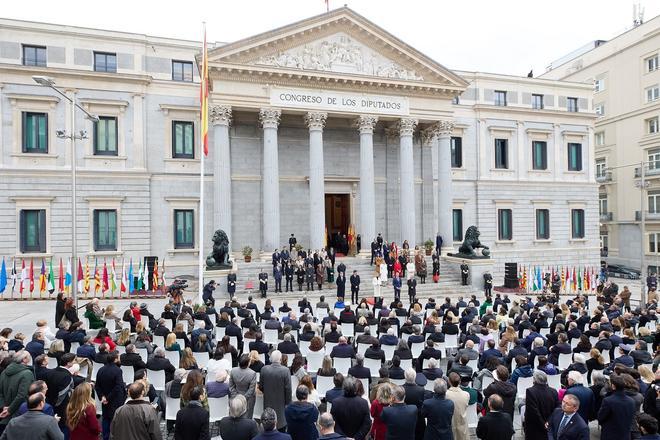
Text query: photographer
203 280 217 307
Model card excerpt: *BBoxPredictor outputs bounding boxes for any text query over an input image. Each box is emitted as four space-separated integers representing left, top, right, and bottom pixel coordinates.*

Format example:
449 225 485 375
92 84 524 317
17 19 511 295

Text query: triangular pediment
207 7 468 91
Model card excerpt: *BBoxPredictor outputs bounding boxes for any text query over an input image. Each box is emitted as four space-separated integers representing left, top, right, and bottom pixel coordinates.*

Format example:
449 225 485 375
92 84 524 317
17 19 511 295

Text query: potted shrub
242 246 253 262
424 239 434 256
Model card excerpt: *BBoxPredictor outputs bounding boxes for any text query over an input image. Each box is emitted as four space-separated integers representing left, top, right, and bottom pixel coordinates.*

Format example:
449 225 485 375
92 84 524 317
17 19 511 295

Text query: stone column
259 108 282 252
211 105 232 246
357 115 378 254
422 127 438 243
398 118 418 245
437 120 456 254
306 111 327 250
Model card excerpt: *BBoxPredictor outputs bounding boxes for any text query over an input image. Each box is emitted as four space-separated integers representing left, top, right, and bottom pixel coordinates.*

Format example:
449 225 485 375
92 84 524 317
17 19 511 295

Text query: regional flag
39 259 46 294
577 267 582 291
120 259 127 293
152 259 159 291
64 258 72 293
10 259 16 295
161 259 167 288
29 259 34 293
102 260 109 292
137 260 143 291
200 25 209 156
47 259 55 294
58 258 64 293
83 260 90 295
110 259 118 294
128 259 134 294
19 260 26 295
0 258 7 294
94 259 101 294
77 258 84 294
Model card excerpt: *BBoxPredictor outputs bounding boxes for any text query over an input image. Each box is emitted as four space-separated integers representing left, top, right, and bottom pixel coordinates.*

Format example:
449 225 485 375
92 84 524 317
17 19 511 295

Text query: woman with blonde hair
165 333 181 352
498 326 517 354
317 355 336 377
639 365 655 384
67 382 101 440
115 328 131 347
248 350 264 373
103 305 122 326
48 339 66 363
179 347 198 370
586 348 605 383
370 382 393 440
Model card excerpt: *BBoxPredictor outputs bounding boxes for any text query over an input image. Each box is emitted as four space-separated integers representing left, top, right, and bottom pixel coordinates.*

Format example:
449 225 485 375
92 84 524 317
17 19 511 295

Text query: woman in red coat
67 382 101 440
370 383 393 440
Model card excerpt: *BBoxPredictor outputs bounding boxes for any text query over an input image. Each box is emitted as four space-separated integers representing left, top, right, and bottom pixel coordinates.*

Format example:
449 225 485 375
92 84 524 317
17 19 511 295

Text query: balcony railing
599 212 613 221
595 171 613 183
634 166 660 178
636 210 660 221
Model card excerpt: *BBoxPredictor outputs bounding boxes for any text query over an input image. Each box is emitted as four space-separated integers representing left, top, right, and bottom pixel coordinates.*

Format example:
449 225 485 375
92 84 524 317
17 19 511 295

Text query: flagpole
197 22 207 305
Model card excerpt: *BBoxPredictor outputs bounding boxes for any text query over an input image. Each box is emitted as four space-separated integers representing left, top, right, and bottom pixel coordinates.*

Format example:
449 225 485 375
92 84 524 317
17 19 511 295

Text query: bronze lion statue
458 225 490 257
206 229 232 269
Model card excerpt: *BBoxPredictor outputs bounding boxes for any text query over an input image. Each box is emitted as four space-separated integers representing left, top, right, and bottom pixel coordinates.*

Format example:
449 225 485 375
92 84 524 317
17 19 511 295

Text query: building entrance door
325 193 350 254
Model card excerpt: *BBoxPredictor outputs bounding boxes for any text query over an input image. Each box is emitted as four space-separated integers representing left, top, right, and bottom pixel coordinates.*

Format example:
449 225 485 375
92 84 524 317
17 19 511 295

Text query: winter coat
0 362 34 424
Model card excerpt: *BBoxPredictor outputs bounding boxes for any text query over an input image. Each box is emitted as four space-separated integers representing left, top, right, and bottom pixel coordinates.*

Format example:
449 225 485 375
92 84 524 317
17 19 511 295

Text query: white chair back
333 357 351 375
410 342 424 358
254 393 264 417
178 320 189 333
467 359 479 372
364 357 382 377
264 329 278 345
316 375 334 397
193 352 210 369
601 351 611 364
357 343 370 355
165 397 180 421
163 320 173 331
481 375 494 390
341 323 355 338
467 403 478 428
391 378 405 386
152 335 165 348
216 326 226 338
136 348 148 363
400 359 413 370
558 353 573 370
383 345 395 361
516 376 534 399
306 351 324 372
140 315 150 327
105 319 117 333
70 342 80 354
208 396 230 422
47 357 58 369
121 365 134 383
444 334 458 349
299 340 311 356
165 350 180 368
91 361 104 382
147 368 166 391
176 339 185 349
547 374 561 390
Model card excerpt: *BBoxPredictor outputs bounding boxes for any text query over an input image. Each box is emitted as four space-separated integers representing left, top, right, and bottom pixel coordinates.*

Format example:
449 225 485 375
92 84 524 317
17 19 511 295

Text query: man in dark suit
277 334 300 355
76 336 97 361
95 353 126 440
421 378 453 439
330 337 356 359
547 393 589 440
417 340 443 372
597 374 636 440
175 385 210 440
249 334 270 363
435 234 443 255
524 371 559 440
476 394 514 440
347 354 371 379
259 270 268 298
120 344 147 374
370 239 378 265
403 368 431 439
380 385 418 440
152 319 170 337
146 348 176 383
225 317 243 351
339 306 356 324
407 277 417 304
289 234 297 251
349 271 360 305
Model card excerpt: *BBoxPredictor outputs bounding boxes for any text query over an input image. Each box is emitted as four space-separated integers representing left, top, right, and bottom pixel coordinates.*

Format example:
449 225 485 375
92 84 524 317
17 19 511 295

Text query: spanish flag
200 25 209 156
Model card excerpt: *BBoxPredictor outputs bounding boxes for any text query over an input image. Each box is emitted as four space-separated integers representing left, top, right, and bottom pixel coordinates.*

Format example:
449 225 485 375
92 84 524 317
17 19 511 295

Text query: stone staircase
222 255 478 302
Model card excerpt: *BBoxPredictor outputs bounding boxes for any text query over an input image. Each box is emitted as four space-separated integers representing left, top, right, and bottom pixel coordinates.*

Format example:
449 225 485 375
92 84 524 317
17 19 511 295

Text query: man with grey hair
277 333 300 355
146 347 176 382
254 408 292 440
219 395 260 440
119 343 147 373
564 370 594 423
285 385 320 440
347 354 370 379
421 379 454 439
523 370 558 439
355 327 378 346
0 350 33 434
330 336 355 359
402 368 429 439
317 412 346 440
547 393 589 440
259 350 292 431
381 385 418 439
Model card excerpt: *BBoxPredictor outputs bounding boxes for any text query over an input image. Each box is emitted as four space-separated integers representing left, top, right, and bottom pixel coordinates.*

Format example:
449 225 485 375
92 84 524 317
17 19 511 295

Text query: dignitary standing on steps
432 254 440 283
336 272 346 300
274 264 283 293
285 262 294 292
296 266 305 291
350 270 360 305
289 234 297 252
393 273 402 302
306 265 315 291
461 262 469 286
228 274 237 296
316 264 325 290
259 270 268 298
407 277 417 305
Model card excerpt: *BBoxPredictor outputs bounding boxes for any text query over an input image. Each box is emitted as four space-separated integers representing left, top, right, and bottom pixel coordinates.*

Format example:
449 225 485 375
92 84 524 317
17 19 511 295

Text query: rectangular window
599 194 608 215
650 233 660 254
647 117 659 134
535 209 550 239
594 79 605 92
595 131 605 146
174 209 194 249
93 116 118 155
532 94 544 110
498 209 512 240
567 143 582 171
649 191 660 214
450 137 462 168
571 209 585 239
649 149 660 171
22 45 46 67
532 141 547 170
647 86 660 103
601 234 609 252
172 60 193 82
595 103 605 116
172 121 194 158
93 210 117 251
494 90 507 106
595 159 607 178
567 97 578 112
452 209 463 242
19 209 46 253
647 55 659 72
21 112 48 153
93 51 117 73
494 138 508 169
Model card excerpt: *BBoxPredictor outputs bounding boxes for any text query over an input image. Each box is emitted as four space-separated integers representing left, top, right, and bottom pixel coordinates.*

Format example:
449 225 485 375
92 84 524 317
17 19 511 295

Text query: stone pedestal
444 255 495 292
202 259 239 298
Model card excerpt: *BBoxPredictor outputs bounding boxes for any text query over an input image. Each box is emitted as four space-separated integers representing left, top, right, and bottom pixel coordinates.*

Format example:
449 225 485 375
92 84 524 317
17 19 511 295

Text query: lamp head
32 75 55 87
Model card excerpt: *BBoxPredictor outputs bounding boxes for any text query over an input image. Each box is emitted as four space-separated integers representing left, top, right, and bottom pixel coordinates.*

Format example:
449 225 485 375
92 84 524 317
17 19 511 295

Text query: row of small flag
518 265 602 293
0 257 167 297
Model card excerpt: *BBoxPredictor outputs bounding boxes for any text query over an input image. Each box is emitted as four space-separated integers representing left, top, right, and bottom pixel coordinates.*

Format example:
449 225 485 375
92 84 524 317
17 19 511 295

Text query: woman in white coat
372 275 382 308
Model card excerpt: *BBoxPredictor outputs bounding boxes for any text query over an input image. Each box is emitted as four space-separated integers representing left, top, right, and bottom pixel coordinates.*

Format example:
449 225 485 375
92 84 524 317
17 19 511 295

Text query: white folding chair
306 351 324 372
333 357 351 375
216 327 226 339
400 359 413 370
253 393 264 418
264 329 278 345
176 339 185 349
481 376 494 390
364 357 382 377
136 348 149 363
91 361 104 382
316 375 334 397
391 378 405 386
357 343 370 355
358 378 369 393
121 365 134 383
467 403 478 428
105 319 119 333
383 345 395 361
410 342 424 358
140 315 150 327
341 323 355 338
539 327 551 337
47 357 58 369
547 374 561 390
208 396 229 422
602 351 611 364
163 320 173 331
516 376 534 399
558 353 573 371
299 340 311 356
444 334 459 351
325 342 338 355
570 339 579 350
194 320 206 330
115 345 126 354
467 359 479 372
193 352 210 369
165 397 180 421
178 320 189 333
70 342 80 354
147 369 166 391
165 350 180 368
152 335 165 348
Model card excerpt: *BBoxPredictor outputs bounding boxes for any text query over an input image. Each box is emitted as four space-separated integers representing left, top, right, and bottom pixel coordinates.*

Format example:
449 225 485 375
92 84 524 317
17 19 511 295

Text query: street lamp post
32 76 98 308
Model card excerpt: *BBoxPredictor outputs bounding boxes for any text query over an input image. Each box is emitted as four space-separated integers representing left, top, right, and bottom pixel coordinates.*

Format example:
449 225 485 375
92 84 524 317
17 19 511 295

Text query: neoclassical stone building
0 8 599 280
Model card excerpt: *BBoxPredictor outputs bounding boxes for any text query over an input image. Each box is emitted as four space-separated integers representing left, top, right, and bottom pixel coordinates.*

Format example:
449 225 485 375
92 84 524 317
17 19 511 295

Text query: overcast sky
3 0 659 76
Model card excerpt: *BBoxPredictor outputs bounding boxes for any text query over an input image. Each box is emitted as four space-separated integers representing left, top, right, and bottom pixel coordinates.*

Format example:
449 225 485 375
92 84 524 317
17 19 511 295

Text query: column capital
421 126 439 146
436 120 455 137
259 108 281 129
210 104 232 126
305 111 327 131
355 115 378 134
397 118 418 137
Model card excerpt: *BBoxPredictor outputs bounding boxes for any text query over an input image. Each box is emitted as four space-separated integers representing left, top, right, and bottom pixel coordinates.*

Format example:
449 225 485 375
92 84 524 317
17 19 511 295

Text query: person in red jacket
67 382 101 440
